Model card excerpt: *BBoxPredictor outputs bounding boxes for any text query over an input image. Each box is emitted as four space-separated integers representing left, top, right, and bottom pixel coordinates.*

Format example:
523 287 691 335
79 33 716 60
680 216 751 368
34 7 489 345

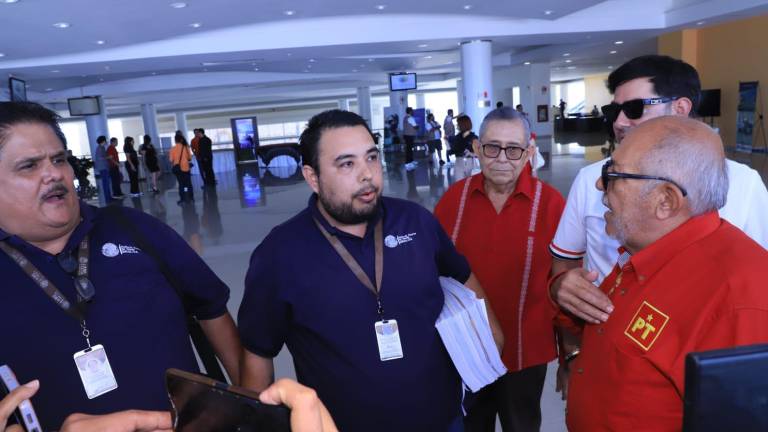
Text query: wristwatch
564 349 581 364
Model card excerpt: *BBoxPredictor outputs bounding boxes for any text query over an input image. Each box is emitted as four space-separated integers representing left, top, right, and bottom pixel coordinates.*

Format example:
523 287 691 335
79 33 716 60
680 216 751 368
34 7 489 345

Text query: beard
318 184 381 225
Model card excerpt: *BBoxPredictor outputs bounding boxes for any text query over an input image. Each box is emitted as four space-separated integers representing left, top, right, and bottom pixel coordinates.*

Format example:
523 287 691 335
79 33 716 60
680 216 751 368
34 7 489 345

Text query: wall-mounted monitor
9 77 26 102
698 89 721 117
68 97 101 116
389 73 417 91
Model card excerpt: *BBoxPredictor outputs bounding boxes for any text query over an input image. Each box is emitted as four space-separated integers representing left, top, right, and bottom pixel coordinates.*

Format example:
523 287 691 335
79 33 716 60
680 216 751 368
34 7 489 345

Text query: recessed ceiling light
286 53 292 56
104 65 111 70
284 10 295 16
189 22 202 28
45 88 52 91
567 66 576 70
151 72 157 75
368 58 374 62
463 5 472 10
524 61 531 65
697 21 706 25
1 0 20 4
96 40 106 45
308 58 316 62
352 69 358 72
565 59 572 63
614 40 624 45
253 67 259 71
563 53 570 57
544 10 554 15
610 50 617 54
50 69 60 73
0 53 5 57
303 69 309 73
170 2 187 8
52 22 70 29
424 55 432 59
608 66 614 69
418 44 428 48
375 4 386 10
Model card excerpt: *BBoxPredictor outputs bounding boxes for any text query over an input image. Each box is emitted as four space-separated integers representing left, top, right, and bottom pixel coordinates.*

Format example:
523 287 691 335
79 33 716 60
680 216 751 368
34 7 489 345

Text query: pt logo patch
101 242 141 258
384 233 416 248
624 301 669 351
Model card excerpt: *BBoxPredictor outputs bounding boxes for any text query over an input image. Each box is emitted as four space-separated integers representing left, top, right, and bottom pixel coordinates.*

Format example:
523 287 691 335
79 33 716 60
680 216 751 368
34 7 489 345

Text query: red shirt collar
471 162 536 201
625 211 721 281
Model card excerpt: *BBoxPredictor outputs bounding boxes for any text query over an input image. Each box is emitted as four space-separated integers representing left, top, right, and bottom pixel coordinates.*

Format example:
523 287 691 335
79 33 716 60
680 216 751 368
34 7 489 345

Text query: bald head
620 116 728 215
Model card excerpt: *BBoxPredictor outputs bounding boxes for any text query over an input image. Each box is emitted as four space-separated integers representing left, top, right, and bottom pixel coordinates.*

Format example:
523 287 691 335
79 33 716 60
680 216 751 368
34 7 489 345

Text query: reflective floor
107 131 768 432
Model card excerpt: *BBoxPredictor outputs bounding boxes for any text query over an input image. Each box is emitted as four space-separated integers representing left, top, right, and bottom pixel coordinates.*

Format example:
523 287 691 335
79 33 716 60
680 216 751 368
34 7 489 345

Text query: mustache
41 183 69 201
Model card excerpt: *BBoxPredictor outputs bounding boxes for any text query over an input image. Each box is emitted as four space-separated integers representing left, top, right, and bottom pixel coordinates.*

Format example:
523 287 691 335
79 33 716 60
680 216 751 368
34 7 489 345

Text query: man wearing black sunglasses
547 55 768 398
560 116 768 431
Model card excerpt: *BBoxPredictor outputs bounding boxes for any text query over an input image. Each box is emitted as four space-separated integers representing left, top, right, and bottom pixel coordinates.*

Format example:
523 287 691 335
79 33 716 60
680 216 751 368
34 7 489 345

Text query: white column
337 98 350 111
356 86 372 126
389 90 408 132
460 40 493 130
415 93 426 110
456 79 464 114
175 112 189 140
84 96 110 206
141 104 161 152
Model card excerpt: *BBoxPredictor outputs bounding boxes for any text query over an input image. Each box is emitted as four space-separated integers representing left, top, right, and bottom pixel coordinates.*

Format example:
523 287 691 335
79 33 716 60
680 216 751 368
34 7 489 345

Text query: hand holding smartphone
0 365 42 432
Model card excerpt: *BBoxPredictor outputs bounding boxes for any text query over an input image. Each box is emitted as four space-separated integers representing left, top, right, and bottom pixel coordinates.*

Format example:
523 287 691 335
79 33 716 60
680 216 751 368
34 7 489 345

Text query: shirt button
620 289 626 296
577 368 584 374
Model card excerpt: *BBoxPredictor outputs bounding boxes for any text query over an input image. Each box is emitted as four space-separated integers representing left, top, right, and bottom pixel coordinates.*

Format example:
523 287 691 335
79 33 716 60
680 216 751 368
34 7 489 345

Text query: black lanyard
314 218 385 320
0 236 95 345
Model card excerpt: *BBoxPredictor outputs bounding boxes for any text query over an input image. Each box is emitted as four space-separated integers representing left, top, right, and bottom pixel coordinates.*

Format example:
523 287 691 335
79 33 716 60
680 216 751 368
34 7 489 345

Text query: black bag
103 206 228 382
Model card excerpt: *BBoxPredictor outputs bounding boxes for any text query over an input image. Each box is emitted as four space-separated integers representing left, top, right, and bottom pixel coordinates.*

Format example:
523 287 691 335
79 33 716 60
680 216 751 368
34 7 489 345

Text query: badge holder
73 322 118 399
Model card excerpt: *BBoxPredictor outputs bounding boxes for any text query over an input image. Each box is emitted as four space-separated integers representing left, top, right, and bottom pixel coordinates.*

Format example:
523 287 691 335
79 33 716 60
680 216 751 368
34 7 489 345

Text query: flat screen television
683 343 768 431
68 97 101 116
9 77 26 102
698 89 721 117
389 73 417 91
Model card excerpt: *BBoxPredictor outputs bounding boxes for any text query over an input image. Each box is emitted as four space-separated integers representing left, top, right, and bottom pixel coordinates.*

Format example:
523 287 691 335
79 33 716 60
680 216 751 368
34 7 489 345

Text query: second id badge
73 344 118 399
374 319 404 361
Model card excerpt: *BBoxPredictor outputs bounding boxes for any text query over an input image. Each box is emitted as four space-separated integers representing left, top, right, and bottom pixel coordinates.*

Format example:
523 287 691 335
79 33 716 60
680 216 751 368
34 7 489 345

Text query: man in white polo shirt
549 55 768 328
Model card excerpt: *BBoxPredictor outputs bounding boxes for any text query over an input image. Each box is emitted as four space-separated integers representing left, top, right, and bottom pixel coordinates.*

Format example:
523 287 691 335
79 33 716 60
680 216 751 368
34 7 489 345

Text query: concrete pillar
84 96 110 206
175 112 189 140
456 79 465 114
356 86 372 126
415 93 426 110
460 40 493 130
141 104 162 152
338 99 350 111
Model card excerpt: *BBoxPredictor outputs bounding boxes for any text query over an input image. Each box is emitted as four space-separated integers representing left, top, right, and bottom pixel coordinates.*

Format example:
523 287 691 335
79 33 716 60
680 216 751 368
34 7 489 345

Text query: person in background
169 133 193 204
107 137 124 199
123 136 141 197
139 135 160 194
443 109 456 165
426 112 445 165
93 136 112 201
403 107 419 171
451 114 479 178
195 128 216 187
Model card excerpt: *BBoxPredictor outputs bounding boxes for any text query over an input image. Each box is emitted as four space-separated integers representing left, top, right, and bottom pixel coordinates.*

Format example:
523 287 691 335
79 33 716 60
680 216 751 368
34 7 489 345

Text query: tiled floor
110 130 767 432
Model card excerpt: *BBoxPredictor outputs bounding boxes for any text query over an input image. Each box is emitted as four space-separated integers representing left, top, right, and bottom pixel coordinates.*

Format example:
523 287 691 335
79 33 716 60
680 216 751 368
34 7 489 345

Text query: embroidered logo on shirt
384 233 417 248
101 243 141 258
624 301 670 351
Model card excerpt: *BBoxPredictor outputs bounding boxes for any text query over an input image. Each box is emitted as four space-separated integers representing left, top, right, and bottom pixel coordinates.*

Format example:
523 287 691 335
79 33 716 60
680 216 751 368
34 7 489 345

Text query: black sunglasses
481 143 526 160
57 249 96 302
601 97 679 123
601 159 688 197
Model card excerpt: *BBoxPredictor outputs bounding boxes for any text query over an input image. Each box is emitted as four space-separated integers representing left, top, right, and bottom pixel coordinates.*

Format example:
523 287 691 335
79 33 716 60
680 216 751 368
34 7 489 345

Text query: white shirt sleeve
724 162 768 250
408 116 418 127
550 166 589 260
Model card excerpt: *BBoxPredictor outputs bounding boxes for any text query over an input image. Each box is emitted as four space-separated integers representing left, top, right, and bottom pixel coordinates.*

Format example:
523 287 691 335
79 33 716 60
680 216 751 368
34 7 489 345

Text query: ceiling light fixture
52 22 70 29
189 22 202 28
50 70 60 73
563 53 570 57
418 44 428 48
1 0 20 3
565 59 572 63
614 40 623 45
608 66 614 69
524 61 531 65
96 40 106 45
424 55 432 59
0 53 5 57
45 88 52 91
375 4 386 10
567 66 576 70
151 72 157 75
368 58 374 62
697 21 705 25
309 58 316 62
169 2 187 8
284 10 295 16
352 69 358 72
463 5 472 10
544 10 554 15
253 67 259 71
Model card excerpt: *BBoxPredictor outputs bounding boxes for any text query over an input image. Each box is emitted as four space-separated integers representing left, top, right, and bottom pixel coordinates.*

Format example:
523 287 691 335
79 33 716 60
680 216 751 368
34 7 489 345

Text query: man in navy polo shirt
239 109 503 432
0 102 242 430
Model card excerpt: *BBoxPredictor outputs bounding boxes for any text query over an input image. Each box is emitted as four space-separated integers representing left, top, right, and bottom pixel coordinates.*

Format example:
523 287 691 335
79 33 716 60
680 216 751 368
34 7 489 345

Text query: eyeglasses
601 97 679 123
601 159 688 197
57 249 96 302
481 144 526 160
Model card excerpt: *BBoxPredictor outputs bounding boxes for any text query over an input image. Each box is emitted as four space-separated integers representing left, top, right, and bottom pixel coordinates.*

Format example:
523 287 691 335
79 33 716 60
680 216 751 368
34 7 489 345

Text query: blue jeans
99 169 112 201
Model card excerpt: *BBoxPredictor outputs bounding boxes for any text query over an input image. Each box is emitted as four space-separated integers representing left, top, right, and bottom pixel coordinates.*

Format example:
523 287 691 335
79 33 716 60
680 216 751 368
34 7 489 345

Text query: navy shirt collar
0 200 97 255
307 193 383 240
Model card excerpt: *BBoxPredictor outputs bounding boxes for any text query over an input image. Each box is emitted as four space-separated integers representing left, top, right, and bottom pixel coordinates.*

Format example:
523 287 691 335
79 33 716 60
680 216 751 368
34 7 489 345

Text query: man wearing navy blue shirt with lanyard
0 102 242 430
238 109 504 432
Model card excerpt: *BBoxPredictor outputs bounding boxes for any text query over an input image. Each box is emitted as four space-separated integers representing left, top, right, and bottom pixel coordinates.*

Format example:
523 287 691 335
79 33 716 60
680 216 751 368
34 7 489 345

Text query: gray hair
636 120 728 216
478 107 531 146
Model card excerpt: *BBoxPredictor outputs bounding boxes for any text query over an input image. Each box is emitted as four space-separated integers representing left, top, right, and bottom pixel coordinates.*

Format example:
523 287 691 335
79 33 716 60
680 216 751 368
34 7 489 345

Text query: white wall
493 64 554 138
584 73 612 114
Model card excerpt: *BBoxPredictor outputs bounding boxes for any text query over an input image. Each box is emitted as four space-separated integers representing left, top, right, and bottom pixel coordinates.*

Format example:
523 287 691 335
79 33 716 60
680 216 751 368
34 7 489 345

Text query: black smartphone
165 368 291 432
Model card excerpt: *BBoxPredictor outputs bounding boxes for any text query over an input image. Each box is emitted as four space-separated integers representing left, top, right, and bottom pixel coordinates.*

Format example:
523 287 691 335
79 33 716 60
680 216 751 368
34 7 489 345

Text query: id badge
374 320 404 361
73 344 118 399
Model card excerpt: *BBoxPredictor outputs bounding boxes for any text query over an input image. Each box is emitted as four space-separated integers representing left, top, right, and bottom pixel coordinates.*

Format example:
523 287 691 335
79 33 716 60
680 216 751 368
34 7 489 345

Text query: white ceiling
0 0 766 115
